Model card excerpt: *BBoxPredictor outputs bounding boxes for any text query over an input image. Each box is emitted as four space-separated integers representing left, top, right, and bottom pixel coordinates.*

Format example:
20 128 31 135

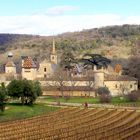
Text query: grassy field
38 96 140 105
0 103 59 122
37 96 99 104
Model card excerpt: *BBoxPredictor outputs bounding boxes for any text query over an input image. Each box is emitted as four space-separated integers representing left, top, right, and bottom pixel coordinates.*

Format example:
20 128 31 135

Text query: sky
0 0 140 36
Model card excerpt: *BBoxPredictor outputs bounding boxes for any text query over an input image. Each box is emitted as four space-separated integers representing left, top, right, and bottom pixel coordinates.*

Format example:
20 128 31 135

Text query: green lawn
0 103 59 122
38 96 140 105
38 96 99 104
111 96 140 105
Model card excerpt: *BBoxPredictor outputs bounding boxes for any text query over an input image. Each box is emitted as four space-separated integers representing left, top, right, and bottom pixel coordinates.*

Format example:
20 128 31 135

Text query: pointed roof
22 57 37 68
51 38 56 55
5 61 16 67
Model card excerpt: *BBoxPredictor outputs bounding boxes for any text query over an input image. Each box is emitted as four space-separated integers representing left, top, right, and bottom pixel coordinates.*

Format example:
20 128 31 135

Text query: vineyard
0 107 140 140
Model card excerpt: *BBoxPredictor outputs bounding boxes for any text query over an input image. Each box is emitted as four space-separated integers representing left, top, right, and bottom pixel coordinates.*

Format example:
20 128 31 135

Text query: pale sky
0 0 140 35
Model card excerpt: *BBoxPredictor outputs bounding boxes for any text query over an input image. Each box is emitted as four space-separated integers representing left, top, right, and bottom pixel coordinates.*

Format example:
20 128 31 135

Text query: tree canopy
79 54 111 70
7 80 42 105
0 83 8 112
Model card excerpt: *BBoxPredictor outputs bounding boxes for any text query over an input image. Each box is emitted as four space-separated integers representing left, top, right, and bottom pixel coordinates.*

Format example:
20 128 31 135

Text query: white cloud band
0 14 140 35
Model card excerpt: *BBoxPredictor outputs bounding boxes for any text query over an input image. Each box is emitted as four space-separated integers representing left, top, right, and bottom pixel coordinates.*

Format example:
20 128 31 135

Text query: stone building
22 56 37 80
0 40 138 97
21 40 57 80
42 68 138 97
5 52 16 75
37 39 57 78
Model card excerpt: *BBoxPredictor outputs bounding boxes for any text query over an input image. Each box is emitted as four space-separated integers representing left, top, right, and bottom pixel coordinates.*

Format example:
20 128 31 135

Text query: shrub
99 94 111 103
97 87 110 96
125 90 140 102
97 87 111 103
64 95 71 102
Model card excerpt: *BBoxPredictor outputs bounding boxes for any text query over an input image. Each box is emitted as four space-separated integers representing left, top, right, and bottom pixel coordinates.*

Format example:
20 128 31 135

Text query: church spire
50 38 57 64
52 38 56 54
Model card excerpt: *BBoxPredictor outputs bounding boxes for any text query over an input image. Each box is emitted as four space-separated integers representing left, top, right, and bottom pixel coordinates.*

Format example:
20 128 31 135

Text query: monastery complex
1 40 138 97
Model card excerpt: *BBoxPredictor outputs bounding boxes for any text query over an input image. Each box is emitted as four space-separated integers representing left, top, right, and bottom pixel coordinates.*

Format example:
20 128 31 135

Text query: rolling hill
0 24 140 64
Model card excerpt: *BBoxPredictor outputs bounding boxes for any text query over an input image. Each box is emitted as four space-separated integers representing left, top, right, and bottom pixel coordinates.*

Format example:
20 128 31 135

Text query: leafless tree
69 76 77 96
85 70 95 96
119 82 130 96
53 67 68 97
127 56 140 87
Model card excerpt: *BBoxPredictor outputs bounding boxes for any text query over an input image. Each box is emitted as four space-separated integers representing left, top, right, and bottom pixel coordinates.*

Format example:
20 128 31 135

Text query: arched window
44 68 46 72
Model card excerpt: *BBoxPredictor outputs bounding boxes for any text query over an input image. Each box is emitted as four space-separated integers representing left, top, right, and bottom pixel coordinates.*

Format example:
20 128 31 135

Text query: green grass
0 103 59 123
38 96 140 105
111 96 128 104
38 96 99 104
111 96 140 105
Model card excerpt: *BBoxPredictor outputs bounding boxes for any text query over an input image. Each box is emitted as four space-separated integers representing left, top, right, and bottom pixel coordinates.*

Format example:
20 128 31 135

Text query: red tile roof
22 57 37 68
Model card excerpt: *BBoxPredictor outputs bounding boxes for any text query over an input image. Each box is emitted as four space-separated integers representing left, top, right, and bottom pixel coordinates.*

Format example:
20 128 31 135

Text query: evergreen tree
0 83 8 112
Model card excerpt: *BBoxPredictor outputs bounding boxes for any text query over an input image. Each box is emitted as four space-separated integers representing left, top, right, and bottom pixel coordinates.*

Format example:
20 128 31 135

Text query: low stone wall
43 90 96 97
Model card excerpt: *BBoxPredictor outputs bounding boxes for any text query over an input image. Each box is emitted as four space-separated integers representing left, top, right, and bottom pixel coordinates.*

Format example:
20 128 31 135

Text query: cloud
0 14 140 35
45 5 78 16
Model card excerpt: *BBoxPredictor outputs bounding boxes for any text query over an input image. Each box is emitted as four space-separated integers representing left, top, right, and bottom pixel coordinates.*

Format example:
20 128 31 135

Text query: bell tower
50 39 57 64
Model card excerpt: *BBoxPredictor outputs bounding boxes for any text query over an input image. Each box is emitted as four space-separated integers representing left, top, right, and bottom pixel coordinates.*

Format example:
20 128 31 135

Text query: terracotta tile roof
104 74 137 81
5 61 16 67
22 57 37 68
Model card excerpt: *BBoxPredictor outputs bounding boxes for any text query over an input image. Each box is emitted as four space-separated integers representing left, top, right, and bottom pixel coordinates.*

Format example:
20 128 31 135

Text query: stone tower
50 39 57 64
5 52 16 74
94 66 104 88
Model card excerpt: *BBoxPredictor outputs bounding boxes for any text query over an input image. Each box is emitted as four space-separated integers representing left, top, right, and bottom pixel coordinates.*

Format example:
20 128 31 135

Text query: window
44 74 47 78
130 84 133 88
115 84 118 88
44 68 46 72
25 70 30 72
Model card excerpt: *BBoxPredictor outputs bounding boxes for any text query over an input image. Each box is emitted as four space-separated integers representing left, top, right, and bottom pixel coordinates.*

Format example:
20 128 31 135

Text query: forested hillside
0 24 140 63
0 24 140 86
0 25 140 57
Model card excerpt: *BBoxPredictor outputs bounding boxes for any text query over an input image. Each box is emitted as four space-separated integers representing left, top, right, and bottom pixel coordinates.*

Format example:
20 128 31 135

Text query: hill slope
0 24 140 63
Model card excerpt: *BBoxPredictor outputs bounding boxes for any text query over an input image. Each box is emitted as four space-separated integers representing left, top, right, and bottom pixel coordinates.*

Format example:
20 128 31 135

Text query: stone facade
0 42 138 97
21 40 57 80
5 52 16 75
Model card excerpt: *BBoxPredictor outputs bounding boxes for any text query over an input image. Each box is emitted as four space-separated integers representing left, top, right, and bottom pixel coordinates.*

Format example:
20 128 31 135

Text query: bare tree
53 68 68 97
119 82 130 96
69 76 77 96
86 70 95 96
127 56 140 87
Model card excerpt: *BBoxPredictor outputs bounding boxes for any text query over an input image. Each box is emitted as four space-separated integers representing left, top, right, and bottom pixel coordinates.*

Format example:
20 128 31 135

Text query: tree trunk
61 90 64 98
21 96 25 105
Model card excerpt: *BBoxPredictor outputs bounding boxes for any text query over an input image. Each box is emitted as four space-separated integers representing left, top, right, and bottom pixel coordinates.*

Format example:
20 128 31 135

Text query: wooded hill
0 24 140 63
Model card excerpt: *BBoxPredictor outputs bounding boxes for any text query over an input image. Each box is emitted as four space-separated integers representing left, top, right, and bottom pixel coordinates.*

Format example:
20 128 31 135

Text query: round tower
94 67 104 88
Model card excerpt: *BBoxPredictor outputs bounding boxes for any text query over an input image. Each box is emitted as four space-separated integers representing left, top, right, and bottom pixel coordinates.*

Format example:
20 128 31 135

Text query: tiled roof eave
104 79 138 81
22 67 37 69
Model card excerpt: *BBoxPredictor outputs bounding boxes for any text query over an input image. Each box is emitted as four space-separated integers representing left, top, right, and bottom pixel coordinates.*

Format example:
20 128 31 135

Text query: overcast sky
0 0 140 36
